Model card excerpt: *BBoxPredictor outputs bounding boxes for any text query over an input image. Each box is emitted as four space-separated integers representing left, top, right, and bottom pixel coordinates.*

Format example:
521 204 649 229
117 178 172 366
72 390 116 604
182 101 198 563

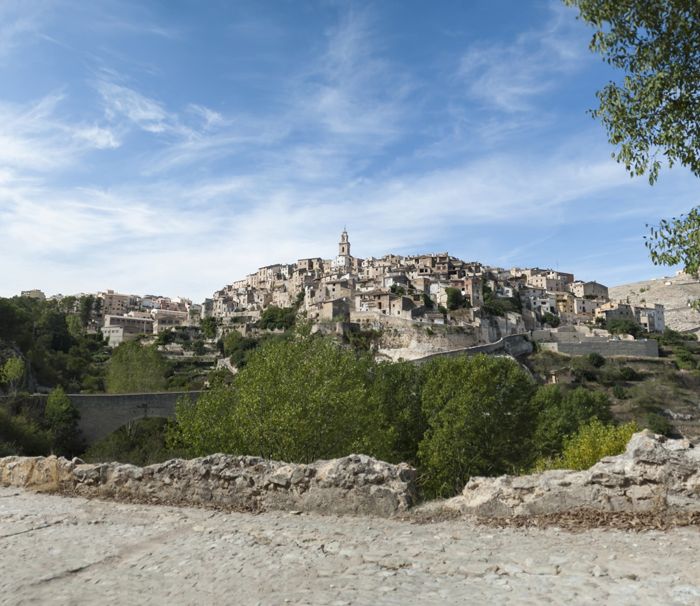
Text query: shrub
587 352 606 368
531 385 612 459
543 312 560 328
258 306 296 331
618 366 641 381
644 412 674 437
674 347 697 370
607 319 645 338
538 419 638 471
445 287 467 310
0 407 51 456
368 361 425 465
612 384 627 399
222 331 259 368
85 418 181 466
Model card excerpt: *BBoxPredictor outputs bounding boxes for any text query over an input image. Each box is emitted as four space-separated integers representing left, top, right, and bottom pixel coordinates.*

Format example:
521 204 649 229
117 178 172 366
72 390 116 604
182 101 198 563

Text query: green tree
368 361 426 465
565 1 700 294
1 357 25 396
45 386 82 456
86 417 179 466
445 287 467 310
78 295 96 328
543 312 560 328
607 318 645 338
0 408 51 456
173 334 390 462
222 331 259 368
418 355 537 498
105 341 168 393
565 0 700 183
645 208 700 292
200 316 217 340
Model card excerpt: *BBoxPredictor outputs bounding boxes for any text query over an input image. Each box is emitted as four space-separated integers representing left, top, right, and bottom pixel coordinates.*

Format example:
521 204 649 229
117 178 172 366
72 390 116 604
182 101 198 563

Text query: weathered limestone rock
445 431 699 517
0 453 416 518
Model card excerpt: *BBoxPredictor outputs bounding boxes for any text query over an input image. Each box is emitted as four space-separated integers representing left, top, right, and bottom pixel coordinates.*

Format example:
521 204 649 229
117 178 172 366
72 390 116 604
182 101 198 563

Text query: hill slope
610 273 700 335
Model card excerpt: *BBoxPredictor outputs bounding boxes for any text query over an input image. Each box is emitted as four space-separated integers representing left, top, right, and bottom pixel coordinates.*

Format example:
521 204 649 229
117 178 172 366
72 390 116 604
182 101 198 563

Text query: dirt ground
1 487 699 605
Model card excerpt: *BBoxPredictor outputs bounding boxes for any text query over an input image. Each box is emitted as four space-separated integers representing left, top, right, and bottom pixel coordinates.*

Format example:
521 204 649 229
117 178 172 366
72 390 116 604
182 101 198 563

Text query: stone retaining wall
539 340 659 357
0 453 416 518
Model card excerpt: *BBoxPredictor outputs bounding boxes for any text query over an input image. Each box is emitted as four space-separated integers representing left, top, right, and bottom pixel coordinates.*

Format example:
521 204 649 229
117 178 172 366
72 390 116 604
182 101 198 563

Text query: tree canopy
418 355 537 497
174 334 391 462
566 1 700 288
105 341 168 393
565 0 700 183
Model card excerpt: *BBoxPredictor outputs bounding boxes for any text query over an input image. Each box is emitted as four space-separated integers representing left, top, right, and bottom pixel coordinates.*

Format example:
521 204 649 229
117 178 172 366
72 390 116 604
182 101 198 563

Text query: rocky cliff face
0 454 416 518
441 431 699 517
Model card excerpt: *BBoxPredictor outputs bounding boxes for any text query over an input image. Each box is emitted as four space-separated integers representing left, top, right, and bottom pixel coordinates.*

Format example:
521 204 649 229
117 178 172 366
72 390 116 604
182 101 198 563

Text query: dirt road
1 487 698 605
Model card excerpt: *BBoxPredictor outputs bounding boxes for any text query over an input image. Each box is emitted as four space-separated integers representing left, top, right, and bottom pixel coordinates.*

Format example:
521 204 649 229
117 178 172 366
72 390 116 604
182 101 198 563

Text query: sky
0 0 698 302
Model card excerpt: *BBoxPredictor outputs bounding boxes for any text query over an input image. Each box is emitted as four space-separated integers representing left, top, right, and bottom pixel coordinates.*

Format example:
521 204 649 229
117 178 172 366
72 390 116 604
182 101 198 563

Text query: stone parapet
0 454 416 518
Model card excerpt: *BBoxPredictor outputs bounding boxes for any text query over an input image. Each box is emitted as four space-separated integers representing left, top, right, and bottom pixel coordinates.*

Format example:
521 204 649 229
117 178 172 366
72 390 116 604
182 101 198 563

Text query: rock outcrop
443 431 699 517
0 454 416 517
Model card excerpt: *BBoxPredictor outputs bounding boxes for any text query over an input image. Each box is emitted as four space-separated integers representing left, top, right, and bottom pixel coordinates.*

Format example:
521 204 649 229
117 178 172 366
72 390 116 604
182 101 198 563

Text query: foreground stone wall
441 431 699 517
0 453 416 518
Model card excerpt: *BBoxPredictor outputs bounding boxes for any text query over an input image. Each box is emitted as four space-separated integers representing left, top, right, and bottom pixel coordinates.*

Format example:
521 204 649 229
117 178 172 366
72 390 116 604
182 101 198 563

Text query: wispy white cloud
97 80 180 135
458 4 588 112
300 9 412 142
0 92 120 173
0 1 46 62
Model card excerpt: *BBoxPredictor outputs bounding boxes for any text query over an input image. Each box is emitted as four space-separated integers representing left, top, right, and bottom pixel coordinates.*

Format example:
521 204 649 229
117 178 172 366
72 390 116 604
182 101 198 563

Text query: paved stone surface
1 488 699 605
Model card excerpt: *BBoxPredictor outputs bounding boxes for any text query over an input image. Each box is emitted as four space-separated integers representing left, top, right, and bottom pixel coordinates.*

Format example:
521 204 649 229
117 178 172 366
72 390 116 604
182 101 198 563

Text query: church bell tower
339 228 351 257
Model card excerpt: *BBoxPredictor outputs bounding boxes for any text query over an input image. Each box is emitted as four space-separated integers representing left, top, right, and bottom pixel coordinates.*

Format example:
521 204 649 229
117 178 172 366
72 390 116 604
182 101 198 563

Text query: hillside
610 273 700 336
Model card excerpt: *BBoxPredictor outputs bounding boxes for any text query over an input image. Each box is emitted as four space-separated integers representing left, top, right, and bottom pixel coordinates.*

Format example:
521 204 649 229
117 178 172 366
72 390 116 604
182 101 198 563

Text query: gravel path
1 487 699 605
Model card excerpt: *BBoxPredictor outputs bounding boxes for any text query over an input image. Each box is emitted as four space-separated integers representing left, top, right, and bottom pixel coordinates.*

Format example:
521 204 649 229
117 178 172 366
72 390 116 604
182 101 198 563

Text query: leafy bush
587 352 606 368
674 347 697 370
0 407 51 456
222 331 259 368
619 366 642 381
607 319 645 339
418 355 536 498
369 361 425 465
543 312 560 328
655 327 697 346
258 306 296 330
85 418 181 466
644 412 674 437
445 288 467 310
612 384 627 399
537 419 638 471
531 385 612 459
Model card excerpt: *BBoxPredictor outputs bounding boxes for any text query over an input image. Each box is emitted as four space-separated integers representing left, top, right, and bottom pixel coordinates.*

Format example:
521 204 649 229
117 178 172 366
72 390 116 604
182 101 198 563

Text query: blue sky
0 0 697 302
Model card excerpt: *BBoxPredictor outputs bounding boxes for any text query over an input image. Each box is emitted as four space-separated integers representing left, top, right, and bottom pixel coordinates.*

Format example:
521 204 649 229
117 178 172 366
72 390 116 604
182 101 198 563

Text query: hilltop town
17 229 669 361
207 230 666 358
